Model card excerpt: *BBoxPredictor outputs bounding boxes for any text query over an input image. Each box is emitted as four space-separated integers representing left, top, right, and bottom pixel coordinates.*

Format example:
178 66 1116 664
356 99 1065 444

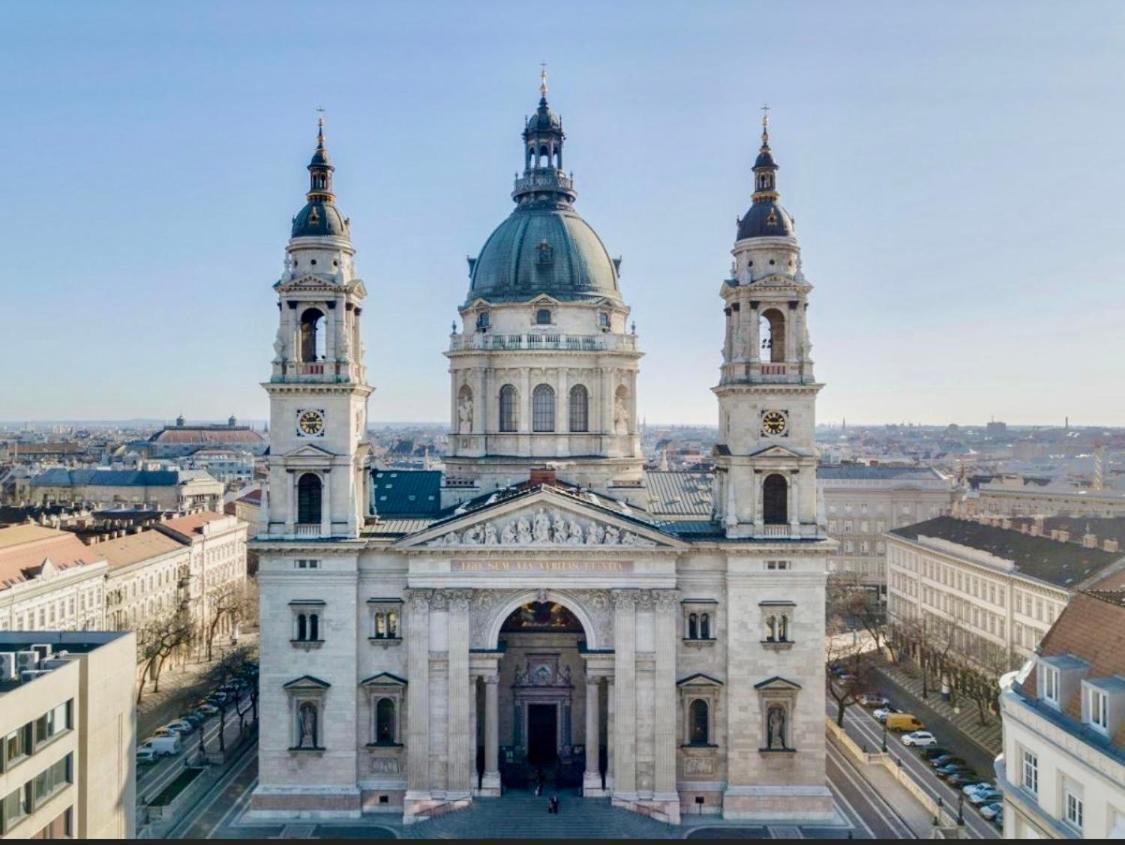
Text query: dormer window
1042 665 1059 705
1088 687 1108 732
535 308 552 326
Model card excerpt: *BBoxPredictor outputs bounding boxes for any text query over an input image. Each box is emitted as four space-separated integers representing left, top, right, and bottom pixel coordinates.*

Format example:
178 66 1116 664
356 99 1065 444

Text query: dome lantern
736 108 795 241
290 115 351 239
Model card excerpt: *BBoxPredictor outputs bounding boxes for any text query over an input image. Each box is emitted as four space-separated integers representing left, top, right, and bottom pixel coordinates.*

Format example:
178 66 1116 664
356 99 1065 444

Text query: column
583 675 602 794
320 469 332 536
612 590 637 798
653 591 678 804
754 472 764 529
468 676 478 789
473 368 486 435
325 302 336 362
557 368 569 454
606 677 616 790
481 675 501 793
405 590 432 802
748 301 760 364
285 470 295 531
446 591 472 797
789 470 799 530
519 369 531 437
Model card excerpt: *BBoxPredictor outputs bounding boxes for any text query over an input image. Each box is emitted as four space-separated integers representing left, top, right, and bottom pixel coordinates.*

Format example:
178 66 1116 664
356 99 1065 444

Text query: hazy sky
2 1 1123 426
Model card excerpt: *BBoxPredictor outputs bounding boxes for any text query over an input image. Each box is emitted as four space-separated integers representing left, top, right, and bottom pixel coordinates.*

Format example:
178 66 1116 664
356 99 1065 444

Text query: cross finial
316 107 326 144
761 104 770 146
539 63 548 98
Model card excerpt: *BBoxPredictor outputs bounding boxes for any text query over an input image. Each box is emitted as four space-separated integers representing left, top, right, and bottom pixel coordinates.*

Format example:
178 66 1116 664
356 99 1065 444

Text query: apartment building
818 463 954 597
886 516 1125 671
963 479 1125 519
998 590 1125 838
0 527 106 633
0 631 136 839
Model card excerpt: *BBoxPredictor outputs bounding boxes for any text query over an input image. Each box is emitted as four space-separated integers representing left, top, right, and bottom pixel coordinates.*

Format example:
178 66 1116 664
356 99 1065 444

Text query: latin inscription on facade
452 559 634 573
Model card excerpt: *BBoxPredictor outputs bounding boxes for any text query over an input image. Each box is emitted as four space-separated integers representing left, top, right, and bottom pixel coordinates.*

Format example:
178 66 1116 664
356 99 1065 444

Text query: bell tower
712 113 824 540
261 118 373 540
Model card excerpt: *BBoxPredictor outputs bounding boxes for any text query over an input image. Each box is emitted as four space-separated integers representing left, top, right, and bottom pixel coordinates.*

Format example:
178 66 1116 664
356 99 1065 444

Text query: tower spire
539 63 548 101
761 104 770 149
752 106 778 202
306 110 334 203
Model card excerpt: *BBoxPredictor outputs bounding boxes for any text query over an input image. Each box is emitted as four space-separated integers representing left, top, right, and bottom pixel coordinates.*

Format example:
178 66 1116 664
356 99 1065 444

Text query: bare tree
203 582 252 662
826 590 878 726
828 574 895 662
202 645 259 754
135 609 194 703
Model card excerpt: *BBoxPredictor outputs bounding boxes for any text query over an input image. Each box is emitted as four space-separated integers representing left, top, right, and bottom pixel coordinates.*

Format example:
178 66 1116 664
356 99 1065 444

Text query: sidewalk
876 662 1002 756
827 733 934 838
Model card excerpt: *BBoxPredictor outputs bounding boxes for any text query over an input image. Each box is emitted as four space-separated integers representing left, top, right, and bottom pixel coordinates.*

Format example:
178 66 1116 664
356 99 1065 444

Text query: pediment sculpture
425 507 657 548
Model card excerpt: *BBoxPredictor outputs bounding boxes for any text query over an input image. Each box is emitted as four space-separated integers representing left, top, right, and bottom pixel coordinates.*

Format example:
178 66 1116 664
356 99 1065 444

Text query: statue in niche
338 327 350 361
613 394 630 435
767 705 787 750
586 523 605 545
458 395 473 434
501 521 518 545
298 702 318 748
273 326 286 361
604 525 620 545
516 517 533 545
533 509 551 543
552 513 567 542
484 523 499 545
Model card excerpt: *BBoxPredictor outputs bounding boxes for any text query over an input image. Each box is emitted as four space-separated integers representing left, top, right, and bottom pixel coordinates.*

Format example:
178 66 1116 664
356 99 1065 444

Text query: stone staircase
402 790 678 839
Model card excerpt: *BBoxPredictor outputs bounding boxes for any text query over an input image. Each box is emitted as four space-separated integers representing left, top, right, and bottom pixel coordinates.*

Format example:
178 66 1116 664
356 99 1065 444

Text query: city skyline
2 1 1123 425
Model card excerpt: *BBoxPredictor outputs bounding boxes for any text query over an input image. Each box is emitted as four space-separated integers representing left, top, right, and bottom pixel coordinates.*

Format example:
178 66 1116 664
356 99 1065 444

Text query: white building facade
997 590 1125 839
252 98 834 826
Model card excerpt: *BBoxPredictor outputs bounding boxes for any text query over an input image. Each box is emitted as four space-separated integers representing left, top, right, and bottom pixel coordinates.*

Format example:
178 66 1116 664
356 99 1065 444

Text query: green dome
292 201 349 238
469 206 621 304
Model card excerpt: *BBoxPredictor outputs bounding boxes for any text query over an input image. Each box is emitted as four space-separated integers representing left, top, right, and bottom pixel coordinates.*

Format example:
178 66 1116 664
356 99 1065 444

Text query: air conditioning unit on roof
16 651 39 672
30 643 52 661
20 669 53 683
0 653 16 681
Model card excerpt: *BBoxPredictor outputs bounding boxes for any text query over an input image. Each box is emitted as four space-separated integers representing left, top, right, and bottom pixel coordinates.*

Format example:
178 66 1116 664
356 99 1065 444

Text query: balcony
760 525 791 538
449 333 638 354
294 524 321 538
512 170 575 199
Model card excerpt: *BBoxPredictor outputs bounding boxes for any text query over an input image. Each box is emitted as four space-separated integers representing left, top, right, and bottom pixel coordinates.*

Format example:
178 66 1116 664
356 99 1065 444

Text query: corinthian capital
652 589 679 612
406 588 433 612
611 589 637 610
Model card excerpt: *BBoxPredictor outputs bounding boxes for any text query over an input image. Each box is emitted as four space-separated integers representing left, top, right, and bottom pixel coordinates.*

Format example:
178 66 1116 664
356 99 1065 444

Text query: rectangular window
32 754 71 806
1089 688 1108 731
295 559 320 569
1021 749 1038 795
1 784 30 833
1042 667 1059 703
3 724 32 770
1066 791 1083 830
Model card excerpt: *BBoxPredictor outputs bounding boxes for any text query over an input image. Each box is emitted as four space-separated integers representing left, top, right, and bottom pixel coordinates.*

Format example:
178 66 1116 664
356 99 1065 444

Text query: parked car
858 693 889 707
970 788 1003 806
947 772 979 787
930 754 966 768
902 730 938 747
136 747 159 766
936 764 974 779
921 747 950 760
992 809 1003 828
962 781 992 797
140 735 182 757
151 727 175 738
180 712 206 727
873 706 901 723
163 719 196 735
886 713 925 732
979 802 1003 821
194 703 219 717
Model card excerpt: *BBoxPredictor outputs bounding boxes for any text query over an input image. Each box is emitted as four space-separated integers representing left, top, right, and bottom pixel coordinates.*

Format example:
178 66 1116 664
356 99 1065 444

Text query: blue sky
1 1 1123 425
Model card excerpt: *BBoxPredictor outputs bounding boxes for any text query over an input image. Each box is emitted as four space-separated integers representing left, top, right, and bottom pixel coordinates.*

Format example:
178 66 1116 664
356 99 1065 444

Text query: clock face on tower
296 409 326 437
761 410 788 437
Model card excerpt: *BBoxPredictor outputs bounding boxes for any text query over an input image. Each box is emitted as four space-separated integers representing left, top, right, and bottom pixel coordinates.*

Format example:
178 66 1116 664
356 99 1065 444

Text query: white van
140 735 182 757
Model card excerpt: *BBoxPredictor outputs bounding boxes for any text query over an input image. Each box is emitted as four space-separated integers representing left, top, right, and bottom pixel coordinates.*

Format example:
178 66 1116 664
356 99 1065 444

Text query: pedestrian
551 794 560 814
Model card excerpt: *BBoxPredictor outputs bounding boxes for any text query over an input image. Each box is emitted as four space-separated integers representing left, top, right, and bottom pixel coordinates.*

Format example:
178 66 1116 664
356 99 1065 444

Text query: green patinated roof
371 470 443 517
469 206 621 305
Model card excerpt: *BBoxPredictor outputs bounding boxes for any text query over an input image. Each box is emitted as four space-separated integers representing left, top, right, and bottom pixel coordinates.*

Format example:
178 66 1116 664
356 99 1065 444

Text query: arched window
568 384 589 432
297 614 307 641
300 308 326 362
536 308 552 325
375 698 396 745
778 615 789 642
759 308 786 363
688 613 698 640
532 384 555 432
700 613 711 640
766 615 776 642
297 473 322 525
598 312 610 329
763 473 788 525
308 613 319 641
476 311 490 331
499 385 518 432
689 699 709 745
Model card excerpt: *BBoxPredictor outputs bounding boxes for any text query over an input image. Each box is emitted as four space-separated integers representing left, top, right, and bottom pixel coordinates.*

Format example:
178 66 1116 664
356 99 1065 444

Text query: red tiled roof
0 526 103 590
157 511 231 540
150 427 264 445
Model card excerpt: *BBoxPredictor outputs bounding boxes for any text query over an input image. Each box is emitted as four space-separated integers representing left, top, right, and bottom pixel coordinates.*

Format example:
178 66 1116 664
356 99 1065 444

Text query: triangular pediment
754 675 802 691
282 443 336 460
529 293 561 306
361 672 408 687
677 672 724 687
283 674 331 690
395 487 684 551
748 445 805 460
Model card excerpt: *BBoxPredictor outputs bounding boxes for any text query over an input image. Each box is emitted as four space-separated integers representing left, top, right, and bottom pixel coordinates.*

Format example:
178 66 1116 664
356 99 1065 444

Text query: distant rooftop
891 515 1125 590
0 525 104 591
818 463 947 482
31 468 180 488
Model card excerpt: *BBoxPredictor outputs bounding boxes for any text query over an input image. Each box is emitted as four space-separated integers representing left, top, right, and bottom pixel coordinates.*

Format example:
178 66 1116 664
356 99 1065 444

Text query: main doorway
527 704 558 766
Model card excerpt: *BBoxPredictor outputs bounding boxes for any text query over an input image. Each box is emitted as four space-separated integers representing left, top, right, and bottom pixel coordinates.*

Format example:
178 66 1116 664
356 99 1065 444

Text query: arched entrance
479 600 606 793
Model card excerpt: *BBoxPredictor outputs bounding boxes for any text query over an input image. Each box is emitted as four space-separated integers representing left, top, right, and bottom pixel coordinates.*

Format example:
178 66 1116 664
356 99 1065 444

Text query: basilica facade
250 82 835 825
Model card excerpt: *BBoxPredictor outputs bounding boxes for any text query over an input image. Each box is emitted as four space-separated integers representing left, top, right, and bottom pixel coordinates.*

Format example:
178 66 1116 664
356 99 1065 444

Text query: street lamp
881 722 887 753
934 796 943 827
957 794 964 826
